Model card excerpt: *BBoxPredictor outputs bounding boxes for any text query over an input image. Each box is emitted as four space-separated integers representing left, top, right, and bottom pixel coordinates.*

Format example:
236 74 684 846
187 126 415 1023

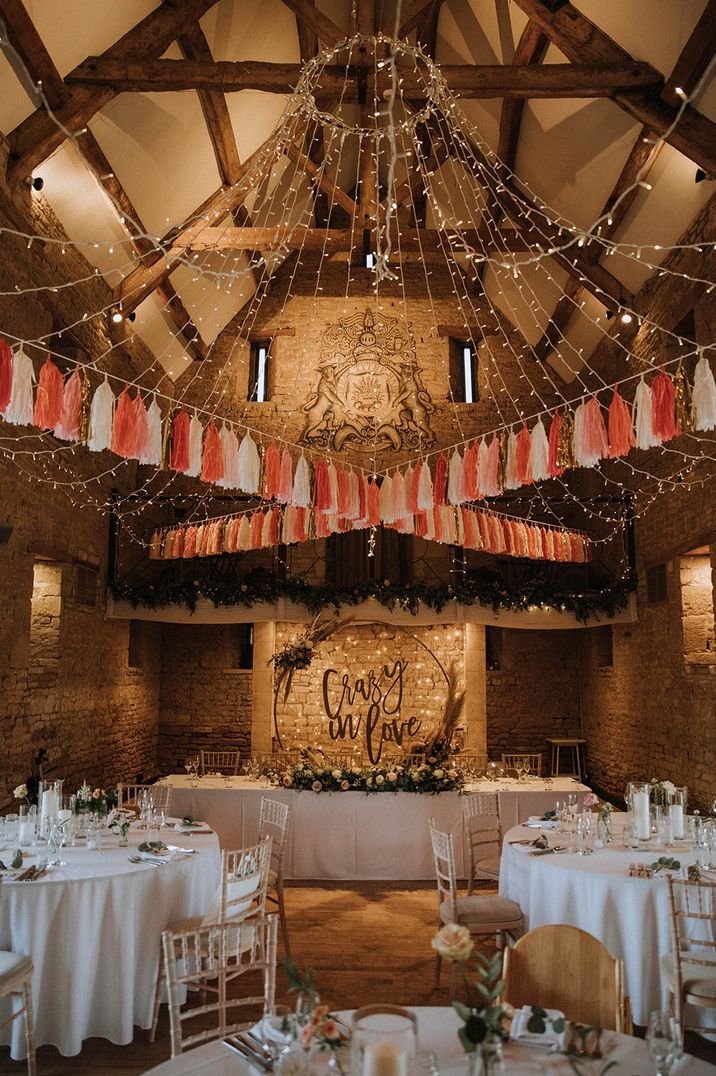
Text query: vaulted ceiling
1 0 714 380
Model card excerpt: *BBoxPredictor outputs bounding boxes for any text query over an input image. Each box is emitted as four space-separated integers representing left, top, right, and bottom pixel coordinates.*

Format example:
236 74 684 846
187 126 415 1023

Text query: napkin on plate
510 1006 566 1050
525 817 559 829
173 821 213 833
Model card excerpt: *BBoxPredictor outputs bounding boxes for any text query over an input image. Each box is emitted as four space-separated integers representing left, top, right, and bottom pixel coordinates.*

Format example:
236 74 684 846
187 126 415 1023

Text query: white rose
447 769 458 779
376 774 385 785
13 784 28 800
434 768 444 779
351 766 361 775
331 769 342 779
387 772 397 782
431 924 474 963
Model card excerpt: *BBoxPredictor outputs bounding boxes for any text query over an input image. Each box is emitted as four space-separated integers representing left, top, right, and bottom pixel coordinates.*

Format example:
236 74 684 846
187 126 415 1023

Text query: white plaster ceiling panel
37 142 133 283
547 289 610 384
170 255 256 344
202 0 299 62
484 259 569 346
131 291 193 379
23 0 159 78
572 0 709 77
514 97 641 229
0 52 35 131
89 91 221 239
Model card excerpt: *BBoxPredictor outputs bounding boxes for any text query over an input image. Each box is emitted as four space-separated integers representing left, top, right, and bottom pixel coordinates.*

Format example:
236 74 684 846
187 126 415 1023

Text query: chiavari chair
259 797 292 955
462 792 503 891
0 878 36 1076
664 875 716 1031
200 750 241 776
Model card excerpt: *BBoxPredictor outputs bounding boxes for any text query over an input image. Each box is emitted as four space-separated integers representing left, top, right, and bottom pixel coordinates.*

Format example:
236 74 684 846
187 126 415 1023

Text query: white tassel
186 414 203 476
417 460 434 510
633 376 659 449
529 419 550 481
380 475 394 523
87 378 115 451
291 453 311 506
692 350 716 432
348 470 360 519
447 449 463 505
218 427 240 488
3 346 35 426
238 432 260 493
140 398 162 466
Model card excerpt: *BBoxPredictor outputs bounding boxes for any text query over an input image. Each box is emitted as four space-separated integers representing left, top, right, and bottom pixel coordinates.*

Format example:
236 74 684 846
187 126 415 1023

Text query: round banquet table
161 775 590 880
499 818 705 1027
141 1005 715 1074
0 824 221 1059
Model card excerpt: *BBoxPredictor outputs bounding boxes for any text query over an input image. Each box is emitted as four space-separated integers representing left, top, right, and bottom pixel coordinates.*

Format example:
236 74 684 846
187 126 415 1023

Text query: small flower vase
469 1040 505 1076
598 815 613 844
117 830 129 847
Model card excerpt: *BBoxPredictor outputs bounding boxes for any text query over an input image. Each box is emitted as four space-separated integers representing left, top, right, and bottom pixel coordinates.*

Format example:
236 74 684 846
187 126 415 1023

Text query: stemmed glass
184 756 200 787
260 1004 295 1063
646 1011 680 1076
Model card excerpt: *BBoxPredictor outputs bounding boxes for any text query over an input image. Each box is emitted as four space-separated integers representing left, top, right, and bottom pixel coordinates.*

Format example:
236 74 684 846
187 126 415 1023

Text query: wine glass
646 1011 677 1076
260 1004 295 1062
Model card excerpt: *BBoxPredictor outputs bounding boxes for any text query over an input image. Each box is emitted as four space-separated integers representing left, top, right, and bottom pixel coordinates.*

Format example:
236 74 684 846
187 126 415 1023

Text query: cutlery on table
223 1035 272 1070
30 866 48 880
127 856 162 867
16 865 37 881
528 846 567 856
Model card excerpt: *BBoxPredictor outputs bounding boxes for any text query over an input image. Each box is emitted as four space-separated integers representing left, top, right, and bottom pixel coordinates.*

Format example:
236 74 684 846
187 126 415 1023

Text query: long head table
161 775 590 881
0 825 220 1059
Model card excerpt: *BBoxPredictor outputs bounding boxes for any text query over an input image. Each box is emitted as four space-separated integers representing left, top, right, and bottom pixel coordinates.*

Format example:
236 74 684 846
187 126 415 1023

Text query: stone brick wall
486 628 582 762
157 624 252 772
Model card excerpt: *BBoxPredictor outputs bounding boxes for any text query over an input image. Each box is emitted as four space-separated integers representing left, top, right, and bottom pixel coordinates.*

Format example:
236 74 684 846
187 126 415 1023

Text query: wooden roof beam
66 58 664 98
285 142 358 217
5 0 222 185
178 23 241 187
157 225 537 253
497 20 549 174
510 0 716 174
396 0 440 38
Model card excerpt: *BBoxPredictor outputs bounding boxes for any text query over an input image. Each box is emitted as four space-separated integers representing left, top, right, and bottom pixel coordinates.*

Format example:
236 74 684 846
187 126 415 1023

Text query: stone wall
486 628 582 763
157 624 253 772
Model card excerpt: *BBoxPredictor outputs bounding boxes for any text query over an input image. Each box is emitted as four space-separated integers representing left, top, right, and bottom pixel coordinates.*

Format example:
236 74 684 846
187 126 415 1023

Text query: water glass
576 812 594 856
646 1011 678 1076
260 1004 295 1061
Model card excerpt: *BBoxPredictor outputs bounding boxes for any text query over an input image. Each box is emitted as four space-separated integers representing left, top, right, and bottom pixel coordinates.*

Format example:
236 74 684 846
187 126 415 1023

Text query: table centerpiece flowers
582 792 614 844
75 783 116 818
260 754 465 795
107 807 134 846
431 924 514 1076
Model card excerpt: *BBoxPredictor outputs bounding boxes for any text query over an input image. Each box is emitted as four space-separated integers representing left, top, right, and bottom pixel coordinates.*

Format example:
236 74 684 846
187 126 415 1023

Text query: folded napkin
173 821 213 833
510 1006 565 1050
525 819 559 829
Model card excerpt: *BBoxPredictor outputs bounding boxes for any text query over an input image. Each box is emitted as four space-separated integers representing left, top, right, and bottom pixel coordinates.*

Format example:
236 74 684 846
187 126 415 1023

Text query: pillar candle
633 790 650 841
363 1043 408 1076
40 789 59 831
670 803 684 839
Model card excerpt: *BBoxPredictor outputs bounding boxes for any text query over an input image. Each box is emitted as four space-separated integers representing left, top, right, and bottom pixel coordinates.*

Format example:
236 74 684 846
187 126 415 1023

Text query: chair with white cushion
429 820 523 988
664 875 716 1031
150 836 271 1041
259 797 291 955
116 782 171 816
463 792 503 892
0 878 36 1075
163 914 278 1057
200 749 241 776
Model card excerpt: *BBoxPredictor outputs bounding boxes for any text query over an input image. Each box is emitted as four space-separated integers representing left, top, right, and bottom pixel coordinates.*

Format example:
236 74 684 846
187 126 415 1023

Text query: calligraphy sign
322 658 423 764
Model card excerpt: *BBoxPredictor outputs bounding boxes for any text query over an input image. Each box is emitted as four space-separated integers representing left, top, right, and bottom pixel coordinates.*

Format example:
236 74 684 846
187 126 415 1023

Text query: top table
142 1005 715 1075
162 775 589 881
0 824 221 1059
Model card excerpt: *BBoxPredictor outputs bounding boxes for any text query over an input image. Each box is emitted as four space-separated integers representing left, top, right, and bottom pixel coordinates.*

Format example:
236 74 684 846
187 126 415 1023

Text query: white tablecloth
0 826 221 1058
163 776 589 881
142 1004 715 1074
499 819 702 1026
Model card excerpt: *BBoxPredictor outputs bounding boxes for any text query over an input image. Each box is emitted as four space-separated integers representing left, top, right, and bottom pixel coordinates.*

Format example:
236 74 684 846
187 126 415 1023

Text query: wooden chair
150 837 271 1041
200 749 241 776
0 879 36 1076
501 924 629 1032
116 782 171 815
259 797 291 956
501 752 543 777
463 792 502 892
163 914 278 1057
664 875 716 1032
429 820 523 988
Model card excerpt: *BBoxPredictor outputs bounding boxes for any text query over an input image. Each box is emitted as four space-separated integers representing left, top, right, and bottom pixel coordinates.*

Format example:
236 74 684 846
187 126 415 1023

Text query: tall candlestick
670 803 684 839
633 789 650 841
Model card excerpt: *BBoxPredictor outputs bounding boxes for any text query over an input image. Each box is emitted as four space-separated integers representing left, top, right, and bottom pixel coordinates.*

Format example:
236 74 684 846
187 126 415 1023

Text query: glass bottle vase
469 1039 505 1076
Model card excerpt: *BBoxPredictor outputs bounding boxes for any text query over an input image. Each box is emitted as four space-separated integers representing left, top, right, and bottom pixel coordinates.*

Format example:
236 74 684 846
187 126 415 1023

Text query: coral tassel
574 397 608 468
314 459 331 511
201 422 224 482
608 388 635 458
33 356 64 430
263 442 281 499
367 479 381 525
54 369 83 441
651 371 679 442
111 389 136 457
170 410 190 472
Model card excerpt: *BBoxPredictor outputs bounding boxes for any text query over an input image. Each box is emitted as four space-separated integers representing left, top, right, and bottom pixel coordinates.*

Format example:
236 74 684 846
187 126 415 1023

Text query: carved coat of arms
301 309 436 452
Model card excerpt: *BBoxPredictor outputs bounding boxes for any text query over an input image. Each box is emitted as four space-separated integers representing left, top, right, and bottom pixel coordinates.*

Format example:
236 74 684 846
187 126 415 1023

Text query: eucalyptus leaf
527 1014 547 1034
453 1001 473 1022
458 1027 477 1054
11 849 23 870
0 860 6 871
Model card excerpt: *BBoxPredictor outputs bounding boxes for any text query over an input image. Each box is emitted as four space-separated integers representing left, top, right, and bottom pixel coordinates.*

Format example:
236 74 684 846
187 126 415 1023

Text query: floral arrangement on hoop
75 783 117 816
260 754 465 796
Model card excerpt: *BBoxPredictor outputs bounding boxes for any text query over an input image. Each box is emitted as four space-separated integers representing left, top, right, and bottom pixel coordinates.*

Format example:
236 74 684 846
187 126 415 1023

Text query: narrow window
128 620 143 669
248 340 272 402
230 624 254 669
646 562 668 604
449 338 477 403
74 562 99 608
485 626 502 670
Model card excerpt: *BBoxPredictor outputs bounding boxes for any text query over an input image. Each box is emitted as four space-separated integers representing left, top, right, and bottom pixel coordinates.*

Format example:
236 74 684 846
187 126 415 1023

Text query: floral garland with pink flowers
260 756 465 795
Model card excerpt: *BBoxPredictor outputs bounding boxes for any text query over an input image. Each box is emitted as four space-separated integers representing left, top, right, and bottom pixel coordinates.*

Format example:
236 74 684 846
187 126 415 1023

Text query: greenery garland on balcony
111 570 636 623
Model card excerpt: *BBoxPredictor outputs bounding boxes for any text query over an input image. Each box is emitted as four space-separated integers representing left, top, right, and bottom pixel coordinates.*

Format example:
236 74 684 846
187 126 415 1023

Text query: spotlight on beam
695 169 716 184
24 176 44 192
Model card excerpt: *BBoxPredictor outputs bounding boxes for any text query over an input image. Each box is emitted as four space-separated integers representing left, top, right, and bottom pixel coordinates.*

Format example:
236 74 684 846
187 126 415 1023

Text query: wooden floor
3 882 716 1074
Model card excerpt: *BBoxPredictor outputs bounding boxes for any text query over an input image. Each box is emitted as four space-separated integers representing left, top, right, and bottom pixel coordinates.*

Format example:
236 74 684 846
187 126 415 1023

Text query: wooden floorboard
2 882 715 1073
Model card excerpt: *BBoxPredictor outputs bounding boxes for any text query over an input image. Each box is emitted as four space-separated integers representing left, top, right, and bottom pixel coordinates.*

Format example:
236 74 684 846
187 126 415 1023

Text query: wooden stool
547 738 586 781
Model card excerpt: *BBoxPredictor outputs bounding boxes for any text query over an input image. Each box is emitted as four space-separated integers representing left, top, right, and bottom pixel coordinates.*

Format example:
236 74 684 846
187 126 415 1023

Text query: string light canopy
0 22 715 559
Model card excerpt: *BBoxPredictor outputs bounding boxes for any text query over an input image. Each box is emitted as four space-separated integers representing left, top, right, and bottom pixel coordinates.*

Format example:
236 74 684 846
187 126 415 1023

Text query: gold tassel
674 360 692 434
498 429 509 487
557 409 575 470
161 410 173 469
79 369 91 443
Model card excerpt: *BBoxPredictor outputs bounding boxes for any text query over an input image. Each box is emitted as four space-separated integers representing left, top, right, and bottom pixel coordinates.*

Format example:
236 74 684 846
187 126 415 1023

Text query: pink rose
582 792 599 807
387 772 397 782
283 775 293 787
312 781 322 792
341 780 350 790
92 789 101 799
300 1023 315 1048
321 1019 342 1041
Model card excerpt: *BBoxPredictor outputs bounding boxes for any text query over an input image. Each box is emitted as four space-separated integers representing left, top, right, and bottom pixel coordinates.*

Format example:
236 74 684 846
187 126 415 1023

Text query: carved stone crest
300 308 435 451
